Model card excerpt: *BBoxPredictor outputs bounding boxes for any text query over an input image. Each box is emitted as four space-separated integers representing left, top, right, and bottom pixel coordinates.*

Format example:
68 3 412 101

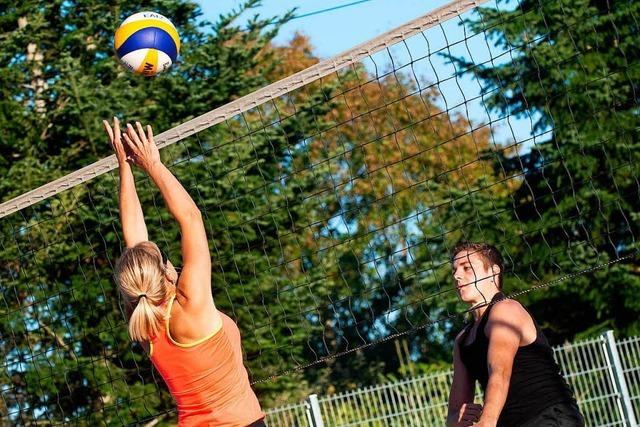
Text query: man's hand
474 417 498 427
451 403 483 426
473 418 497 427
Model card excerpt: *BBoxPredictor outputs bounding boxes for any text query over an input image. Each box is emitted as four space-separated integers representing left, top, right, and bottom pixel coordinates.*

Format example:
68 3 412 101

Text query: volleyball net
1 0 638 423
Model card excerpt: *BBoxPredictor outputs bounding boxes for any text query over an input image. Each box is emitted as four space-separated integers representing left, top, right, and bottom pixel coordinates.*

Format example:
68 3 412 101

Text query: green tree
0 0 317 424
448 0 640 340
276 55 502 389
9 0 636 422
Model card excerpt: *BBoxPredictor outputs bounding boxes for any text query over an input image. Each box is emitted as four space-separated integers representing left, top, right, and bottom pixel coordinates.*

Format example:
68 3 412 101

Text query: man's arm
447 332 482 427
476 300 527 426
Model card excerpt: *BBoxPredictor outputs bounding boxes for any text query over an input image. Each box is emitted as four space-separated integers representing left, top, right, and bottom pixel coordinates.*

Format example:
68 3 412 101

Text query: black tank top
460 293 576 427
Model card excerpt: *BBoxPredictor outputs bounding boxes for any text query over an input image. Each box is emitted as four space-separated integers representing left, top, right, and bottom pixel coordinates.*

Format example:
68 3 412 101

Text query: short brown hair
451 242 504 289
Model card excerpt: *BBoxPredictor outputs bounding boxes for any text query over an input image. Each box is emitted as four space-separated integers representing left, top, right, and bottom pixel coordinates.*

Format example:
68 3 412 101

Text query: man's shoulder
487 297 530 323
485 297 539 344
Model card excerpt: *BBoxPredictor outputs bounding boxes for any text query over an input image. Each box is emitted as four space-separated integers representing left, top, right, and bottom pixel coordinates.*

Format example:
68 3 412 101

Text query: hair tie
137 294 147 302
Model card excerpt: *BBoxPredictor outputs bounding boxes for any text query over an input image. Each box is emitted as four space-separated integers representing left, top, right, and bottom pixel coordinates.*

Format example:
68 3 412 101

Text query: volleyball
114 12 180 77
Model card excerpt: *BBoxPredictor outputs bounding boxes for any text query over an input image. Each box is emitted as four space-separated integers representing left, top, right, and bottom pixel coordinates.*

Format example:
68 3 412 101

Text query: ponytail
114 241 173 341
128 294 166 342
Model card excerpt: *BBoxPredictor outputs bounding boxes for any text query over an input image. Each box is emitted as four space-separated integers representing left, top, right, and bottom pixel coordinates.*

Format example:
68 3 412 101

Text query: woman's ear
165 259 179 285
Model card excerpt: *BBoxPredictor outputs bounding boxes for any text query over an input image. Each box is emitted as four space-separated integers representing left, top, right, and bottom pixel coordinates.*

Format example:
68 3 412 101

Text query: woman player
104 118 265 427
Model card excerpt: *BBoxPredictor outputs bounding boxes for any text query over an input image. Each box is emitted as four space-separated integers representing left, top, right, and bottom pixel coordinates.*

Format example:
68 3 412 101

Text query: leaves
2 0 639 423
449 0 640 338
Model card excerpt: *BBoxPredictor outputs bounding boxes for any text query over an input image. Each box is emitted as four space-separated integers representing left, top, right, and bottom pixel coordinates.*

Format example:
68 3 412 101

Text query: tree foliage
1 0 639 424
448 0 640 340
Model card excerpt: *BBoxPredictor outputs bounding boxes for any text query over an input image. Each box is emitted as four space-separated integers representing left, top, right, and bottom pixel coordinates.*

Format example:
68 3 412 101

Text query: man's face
452 250 497 303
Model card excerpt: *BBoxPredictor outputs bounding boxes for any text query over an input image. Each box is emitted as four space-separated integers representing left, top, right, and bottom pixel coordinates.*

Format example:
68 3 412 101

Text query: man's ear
491 264 501 275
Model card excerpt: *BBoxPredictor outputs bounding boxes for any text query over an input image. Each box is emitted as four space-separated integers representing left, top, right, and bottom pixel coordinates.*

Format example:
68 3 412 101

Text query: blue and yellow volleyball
114 12 180 76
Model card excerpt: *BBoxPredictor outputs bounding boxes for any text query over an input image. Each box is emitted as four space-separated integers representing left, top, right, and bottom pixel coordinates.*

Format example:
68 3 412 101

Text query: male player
446 242 583 427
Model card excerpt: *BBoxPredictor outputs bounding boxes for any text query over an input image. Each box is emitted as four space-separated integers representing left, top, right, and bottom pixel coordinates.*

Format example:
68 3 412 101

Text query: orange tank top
149 296 265 427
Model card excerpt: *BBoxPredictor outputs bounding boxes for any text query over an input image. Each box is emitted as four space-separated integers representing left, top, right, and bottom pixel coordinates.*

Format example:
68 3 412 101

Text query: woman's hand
103 117 130 168
123 121 162 173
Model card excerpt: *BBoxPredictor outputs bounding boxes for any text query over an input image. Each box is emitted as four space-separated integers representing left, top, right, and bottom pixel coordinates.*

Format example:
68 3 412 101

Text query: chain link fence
265 331 640 427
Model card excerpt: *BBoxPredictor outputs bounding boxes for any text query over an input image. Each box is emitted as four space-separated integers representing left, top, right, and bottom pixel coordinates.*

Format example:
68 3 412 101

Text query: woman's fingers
122 132 134 147
103 120 114 144
118 121 161 171
114 117 121 141
123 133 143 163
112 119 125 151
146 125 154 144
122 132 139 155
105 117 134 165
135 121 147 144
126 123 144 149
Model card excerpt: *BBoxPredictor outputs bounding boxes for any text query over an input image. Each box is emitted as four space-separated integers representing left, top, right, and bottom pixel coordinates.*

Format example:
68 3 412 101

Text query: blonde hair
114 241 173 342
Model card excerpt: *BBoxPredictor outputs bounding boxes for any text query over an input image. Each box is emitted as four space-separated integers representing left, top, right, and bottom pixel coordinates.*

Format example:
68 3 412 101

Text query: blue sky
196 0 536 146
198 0 450 58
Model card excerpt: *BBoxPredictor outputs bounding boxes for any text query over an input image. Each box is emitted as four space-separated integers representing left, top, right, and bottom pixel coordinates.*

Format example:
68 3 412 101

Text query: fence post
305 394 325 427
602 330 638 427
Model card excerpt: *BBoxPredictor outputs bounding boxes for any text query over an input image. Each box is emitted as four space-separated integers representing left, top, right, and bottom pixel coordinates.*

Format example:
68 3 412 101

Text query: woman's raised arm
104 117 148 248
122 122 212 306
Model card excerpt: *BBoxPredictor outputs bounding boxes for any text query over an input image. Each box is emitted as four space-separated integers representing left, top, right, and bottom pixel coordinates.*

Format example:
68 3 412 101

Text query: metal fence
265 331 640 427
618 335 640 423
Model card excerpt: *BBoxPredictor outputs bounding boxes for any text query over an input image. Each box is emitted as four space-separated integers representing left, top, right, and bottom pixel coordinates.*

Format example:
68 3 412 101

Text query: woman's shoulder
167 293 223 344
